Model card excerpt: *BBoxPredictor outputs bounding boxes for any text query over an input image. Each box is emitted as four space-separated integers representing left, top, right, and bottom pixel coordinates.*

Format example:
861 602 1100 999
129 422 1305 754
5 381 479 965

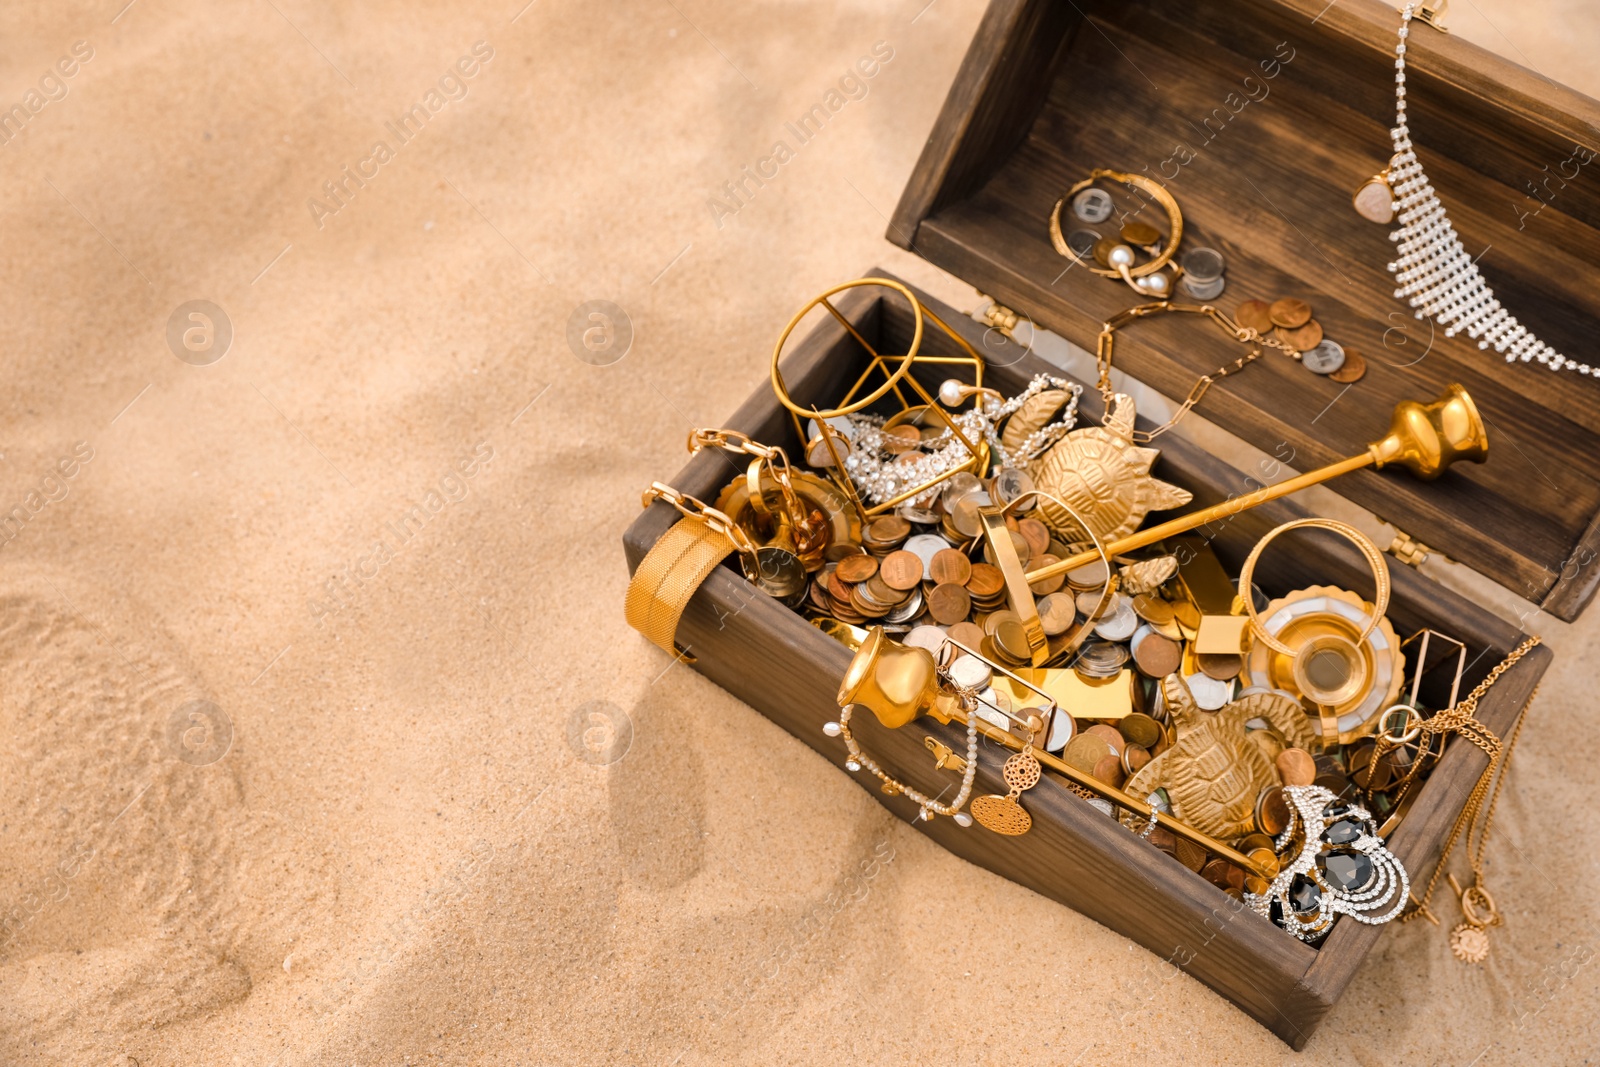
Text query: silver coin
904 624 947 652
1180 273 1226 300
939 472 983 512
1302 339 1347 375
884 587 925 624
1094 598 1139 642
1148 788 1173 815
904 533 953 581
948 654 993 691
1185 671 1235 711
1086 797 1115 818
1072 187 1115 223
1076 640 1129 678
1067 228 1100 258
989 467 1035 509
1046 705 1078 752
1128 622 1154 657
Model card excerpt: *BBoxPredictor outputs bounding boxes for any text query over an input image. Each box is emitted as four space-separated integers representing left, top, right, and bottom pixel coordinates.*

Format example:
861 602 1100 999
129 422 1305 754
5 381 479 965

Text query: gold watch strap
625 517 736 653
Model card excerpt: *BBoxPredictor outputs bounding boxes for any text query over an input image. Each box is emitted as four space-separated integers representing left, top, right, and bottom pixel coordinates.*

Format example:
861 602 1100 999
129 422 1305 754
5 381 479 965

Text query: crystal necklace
1351 2 1593 376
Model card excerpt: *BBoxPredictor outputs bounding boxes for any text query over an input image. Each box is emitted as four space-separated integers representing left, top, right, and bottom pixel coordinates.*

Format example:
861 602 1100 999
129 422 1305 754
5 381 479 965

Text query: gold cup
837 627 941 729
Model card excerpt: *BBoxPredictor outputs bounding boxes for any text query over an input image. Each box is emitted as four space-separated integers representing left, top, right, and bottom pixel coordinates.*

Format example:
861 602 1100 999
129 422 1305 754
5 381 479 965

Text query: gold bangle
1237 518 1391 657
1048 169 1185 280
624 517 738 654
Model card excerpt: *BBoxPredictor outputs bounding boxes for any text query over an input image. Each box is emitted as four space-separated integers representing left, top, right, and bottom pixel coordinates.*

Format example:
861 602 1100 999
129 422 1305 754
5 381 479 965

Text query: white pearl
1142 272 1171 295
954 812 973 827
938 379 965 407
1108 244 1135 267
822 721 842 737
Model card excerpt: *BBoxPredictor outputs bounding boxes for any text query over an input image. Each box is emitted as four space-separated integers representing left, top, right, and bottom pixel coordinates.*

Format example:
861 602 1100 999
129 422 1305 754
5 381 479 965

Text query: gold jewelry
1387 636 1542 964
1238 519 1393 745
1049 169 1185 298
1092 301 1309 443
624 501 746 654
770 278 990 519
1239 520 1391 658
971 747 1041 836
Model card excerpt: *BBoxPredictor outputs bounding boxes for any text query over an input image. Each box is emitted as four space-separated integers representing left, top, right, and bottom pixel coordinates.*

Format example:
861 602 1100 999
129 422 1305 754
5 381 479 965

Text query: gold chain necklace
1378 635 1542 962
1095 301 1305 443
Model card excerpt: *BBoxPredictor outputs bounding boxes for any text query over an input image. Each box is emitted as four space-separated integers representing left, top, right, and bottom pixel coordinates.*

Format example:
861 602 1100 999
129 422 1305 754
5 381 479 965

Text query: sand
1 0 1597 1063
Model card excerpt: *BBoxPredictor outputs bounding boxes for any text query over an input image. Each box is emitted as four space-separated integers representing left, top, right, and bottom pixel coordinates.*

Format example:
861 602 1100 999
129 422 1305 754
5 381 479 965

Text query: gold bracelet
1238 518 1391 656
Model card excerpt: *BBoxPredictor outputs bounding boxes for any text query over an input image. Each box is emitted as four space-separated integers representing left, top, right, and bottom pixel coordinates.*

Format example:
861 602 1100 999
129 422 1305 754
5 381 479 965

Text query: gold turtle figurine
1028 393 1192 543
1119 675 1316 841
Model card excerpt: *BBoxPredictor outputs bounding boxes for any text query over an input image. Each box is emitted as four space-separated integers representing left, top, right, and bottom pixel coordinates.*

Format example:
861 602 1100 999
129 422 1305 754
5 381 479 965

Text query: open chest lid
889 0 1600 621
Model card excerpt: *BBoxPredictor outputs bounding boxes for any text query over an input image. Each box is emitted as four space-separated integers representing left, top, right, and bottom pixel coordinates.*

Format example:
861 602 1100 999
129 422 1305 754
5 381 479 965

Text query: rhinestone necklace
1362 3 1593 376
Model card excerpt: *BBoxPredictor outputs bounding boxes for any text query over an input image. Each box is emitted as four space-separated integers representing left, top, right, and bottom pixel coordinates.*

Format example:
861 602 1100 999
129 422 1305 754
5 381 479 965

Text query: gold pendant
1450 922 1490 963
971 749 1041 836
1353 171 1397 224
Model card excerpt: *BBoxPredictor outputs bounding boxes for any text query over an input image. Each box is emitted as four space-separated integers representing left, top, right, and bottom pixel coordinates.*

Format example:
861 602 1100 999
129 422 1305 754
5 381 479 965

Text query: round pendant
970 794 1032 835
1450 923 1490 963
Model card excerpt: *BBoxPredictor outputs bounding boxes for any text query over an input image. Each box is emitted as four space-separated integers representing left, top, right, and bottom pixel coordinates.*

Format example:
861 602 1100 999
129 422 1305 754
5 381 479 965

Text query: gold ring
770 278 925 419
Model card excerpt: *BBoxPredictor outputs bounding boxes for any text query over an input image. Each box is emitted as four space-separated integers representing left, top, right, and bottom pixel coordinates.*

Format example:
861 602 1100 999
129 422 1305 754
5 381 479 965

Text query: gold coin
1091 752 1125 786
865 514 911 544
835 554 878 584
1234 299 1274 333
1018 518 1052 560
1036 592 1076 636
1277 319 1324 351
1086 723 1125 755
1329 347 1368 383
1121 220 1162 246
1237 832 1275 854
1170 598 1201 630
947 621 985 649
879 550 924 591
1132 593 1175 626
1119 712 1163 749
1197 652 1243 680
1173 837 1208 872
1254 785 1291 836
983 609 1020 637
927 583 972 626
1121 743 1151 775
1132 632 1181 678
1092 235 1122 267
1064 733 1113 774
1276 747 1317 787
929 548 973 586
1028 554 1065 596
996 621 1033 663
1268 297 1313 329
966 563 1006 599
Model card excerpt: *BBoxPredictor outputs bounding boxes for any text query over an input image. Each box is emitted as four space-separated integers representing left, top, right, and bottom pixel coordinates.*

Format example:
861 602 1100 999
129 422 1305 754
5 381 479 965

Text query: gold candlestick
1024 384 1488 587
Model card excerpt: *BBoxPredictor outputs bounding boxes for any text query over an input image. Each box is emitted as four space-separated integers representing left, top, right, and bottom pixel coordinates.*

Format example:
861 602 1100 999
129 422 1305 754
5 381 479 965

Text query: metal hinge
1387 529 1432 568
975 297 1020 338
1416 0 1449 32
924 736 967 774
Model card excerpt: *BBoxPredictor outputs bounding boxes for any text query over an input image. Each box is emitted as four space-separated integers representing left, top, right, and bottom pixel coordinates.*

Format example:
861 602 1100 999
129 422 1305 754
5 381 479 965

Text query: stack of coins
811 550 925 625
861 514 911 557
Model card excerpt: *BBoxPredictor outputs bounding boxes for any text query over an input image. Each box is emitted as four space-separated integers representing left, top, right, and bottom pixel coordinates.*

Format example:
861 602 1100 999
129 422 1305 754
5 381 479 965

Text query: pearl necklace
1376 3 1593 375
839 374 1083 507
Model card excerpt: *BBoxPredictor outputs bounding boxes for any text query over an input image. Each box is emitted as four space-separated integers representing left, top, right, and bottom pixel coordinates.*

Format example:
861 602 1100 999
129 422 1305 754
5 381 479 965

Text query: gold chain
1391 636 1542 933
1096 301 1303 443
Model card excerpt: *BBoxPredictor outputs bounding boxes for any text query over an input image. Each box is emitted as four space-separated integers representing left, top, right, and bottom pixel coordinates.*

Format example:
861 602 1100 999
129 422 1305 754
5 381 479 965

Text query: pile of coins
1234 297 1367 384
